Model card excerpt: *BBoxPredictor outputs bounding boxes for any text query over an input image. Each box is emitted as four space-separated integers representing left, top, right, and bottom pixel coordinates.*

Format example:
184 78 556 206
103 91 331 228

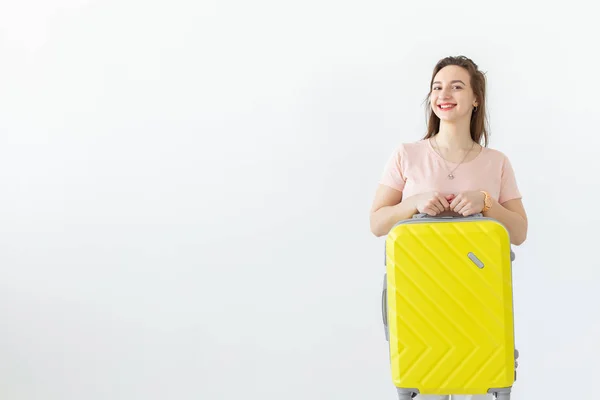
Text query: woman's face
430 65 477 122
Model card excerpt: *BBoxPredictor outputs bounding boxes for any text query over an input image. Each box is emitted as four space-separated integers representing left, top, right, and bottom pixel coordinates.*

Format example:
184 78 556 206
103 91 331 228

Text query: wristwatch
481 191 492 212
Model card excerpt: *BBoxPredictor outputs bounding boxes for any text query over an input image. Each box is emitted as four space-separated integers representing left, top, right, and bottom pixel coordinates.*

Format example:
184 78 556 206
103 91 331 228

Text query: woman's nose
439 87 452 97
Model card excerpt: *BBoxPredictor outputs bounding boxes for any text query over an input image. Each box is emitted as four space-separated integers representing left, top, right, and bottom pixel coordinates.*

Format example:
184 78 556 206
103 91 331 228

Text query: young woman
370 56 527 400
370 56 528 246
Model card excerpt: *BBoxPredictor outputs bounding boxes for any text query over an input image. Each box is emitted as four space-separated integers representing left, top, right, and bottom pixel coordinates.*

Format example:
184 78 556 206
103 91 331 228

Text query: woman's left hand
449 191 485 216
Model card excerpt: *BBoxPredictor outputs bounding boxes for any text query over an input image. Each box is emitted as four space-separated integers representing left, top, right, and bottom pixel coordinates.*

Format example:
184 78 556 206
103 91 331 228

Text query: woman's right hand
411 192 454 216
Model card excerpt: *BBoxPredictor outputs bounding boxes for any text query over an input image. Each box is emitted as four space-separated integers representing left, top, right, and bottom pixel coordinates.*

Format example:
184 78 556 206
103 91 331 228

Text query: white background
0 1 598 399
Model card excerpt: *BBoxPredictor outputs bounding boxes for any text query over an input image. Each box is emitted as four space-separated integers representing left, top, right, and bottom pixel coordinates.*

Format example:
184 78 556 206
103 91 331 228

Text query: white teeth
440 104 455 109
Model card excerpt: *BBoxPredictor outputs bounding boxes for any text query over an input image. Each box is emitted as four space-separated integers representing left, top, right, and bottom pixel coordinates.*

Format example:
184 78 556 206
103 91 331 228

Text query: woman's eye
432 86 462 90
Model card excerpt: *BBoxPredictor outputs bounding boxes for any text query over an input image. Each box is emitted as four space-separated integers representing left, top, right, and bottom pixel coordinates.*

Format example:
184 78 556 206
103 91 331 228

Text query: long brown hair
422 55 490 147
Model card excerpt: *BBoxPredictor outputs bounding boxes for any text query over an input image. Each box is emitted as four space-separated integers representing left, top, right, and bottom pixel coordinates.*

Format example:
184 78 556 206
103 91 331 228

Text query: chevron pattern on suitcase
386 220 514 395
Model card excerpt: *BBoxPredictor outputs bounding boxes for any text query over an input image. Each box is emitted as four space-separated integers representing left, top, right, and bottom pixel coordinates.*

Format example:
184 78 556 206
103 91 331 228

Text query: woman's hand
411 192 454 216
449 191 485 216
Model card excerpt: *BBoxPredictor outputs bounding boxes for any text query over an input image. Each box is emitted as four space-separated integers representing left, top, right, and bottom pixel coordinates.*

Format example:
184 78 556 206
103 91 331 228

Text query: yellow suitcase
382 214 517 400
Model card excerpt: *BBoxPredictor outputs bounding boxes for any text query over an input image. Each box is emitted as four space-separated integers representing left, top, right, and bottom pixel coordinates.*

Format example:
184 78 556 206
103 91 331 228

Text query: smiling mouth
438 104 456 110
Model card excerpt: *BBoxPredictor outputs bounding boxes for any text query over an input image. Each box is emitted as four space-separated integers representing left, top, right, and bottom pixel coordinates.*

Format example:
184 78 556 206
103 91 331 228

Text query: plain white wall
1 0 599 399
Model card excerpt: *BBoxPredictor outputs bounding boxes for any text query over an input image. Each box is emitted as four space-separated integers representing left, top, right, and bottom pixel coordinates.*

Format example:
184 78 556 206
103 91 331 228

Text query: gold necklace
432 136 475 180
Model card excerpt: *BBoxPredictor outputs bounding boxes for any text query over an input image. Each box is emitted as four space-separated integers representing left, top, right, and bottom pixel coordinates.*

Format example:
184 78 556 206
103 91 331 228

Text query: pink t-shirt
379 139 522 204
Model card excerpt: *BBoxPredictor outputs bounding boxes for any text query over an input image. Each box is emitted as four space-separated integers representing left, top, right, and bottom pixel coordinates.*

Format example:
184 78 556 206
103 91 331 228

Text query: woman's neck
434 121 474 151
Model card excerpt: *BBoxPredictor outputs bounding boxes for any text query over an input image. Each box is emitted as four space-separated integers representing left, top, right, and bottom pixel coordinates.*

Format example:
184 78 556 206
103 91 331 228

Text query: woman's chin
435 113 468 123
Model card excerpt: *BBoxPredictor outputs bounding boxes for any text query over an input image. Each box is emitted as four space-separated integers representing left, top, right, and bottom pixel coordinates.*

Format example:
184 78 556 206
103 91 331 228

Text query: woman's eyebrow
432 80 466 85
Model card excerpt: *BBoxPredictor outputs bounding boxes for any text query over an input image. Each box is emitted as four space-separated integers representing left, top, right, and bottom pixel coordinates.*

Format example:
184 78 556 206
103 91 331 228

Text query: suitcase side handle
382 273 388 341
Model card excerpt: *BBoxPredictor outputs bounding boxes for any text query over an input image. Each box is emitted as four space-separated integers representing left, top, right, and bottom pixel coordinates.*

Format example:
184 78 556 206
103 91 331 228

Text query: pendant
448 173 454 180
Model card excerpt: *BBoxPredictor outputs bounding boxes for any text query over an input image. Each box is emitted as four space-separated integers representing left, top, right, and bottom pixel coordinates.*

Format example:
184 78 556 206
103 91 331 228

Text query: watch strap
481 190 492 212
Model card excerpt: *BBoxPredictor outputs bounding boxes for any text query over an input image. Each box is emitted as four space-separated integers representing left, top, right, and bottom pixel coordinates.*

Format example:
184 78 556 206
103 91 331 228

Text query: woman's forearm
484 198 528 245
370 200 418 237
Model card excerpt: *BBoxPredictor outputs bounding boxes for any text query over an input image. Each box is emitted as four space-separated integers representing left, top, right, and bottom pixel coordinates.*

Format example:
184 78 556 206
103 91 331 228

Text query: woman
370 56 528 245
370 56 528 400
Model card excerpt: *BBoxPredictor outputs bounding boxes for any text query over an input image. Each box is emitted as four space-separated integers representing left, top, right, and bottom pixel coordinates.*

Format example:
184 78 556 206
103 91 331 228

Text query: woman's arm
484 197 528 245
370 184 417 237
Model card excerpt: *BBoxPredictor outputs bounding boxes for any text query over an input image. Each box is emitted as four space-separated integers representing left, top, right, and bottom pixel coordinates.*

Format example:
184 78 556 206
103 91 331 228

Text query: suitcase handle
412 212 484 219
382 273 388 341
382 276 387 327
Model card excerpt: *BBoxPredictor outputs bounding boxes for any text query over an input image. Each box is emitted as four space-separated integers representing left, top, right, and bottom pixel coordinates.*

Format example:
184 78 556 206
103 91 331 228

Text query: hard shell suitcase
382 214 518 399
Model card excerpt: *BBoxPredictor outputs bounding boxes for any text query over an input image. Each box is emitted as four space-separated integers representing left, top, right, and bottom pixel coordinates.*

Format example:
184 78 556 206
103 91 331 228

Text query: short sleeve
498 155 522 204
379 145 406 192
